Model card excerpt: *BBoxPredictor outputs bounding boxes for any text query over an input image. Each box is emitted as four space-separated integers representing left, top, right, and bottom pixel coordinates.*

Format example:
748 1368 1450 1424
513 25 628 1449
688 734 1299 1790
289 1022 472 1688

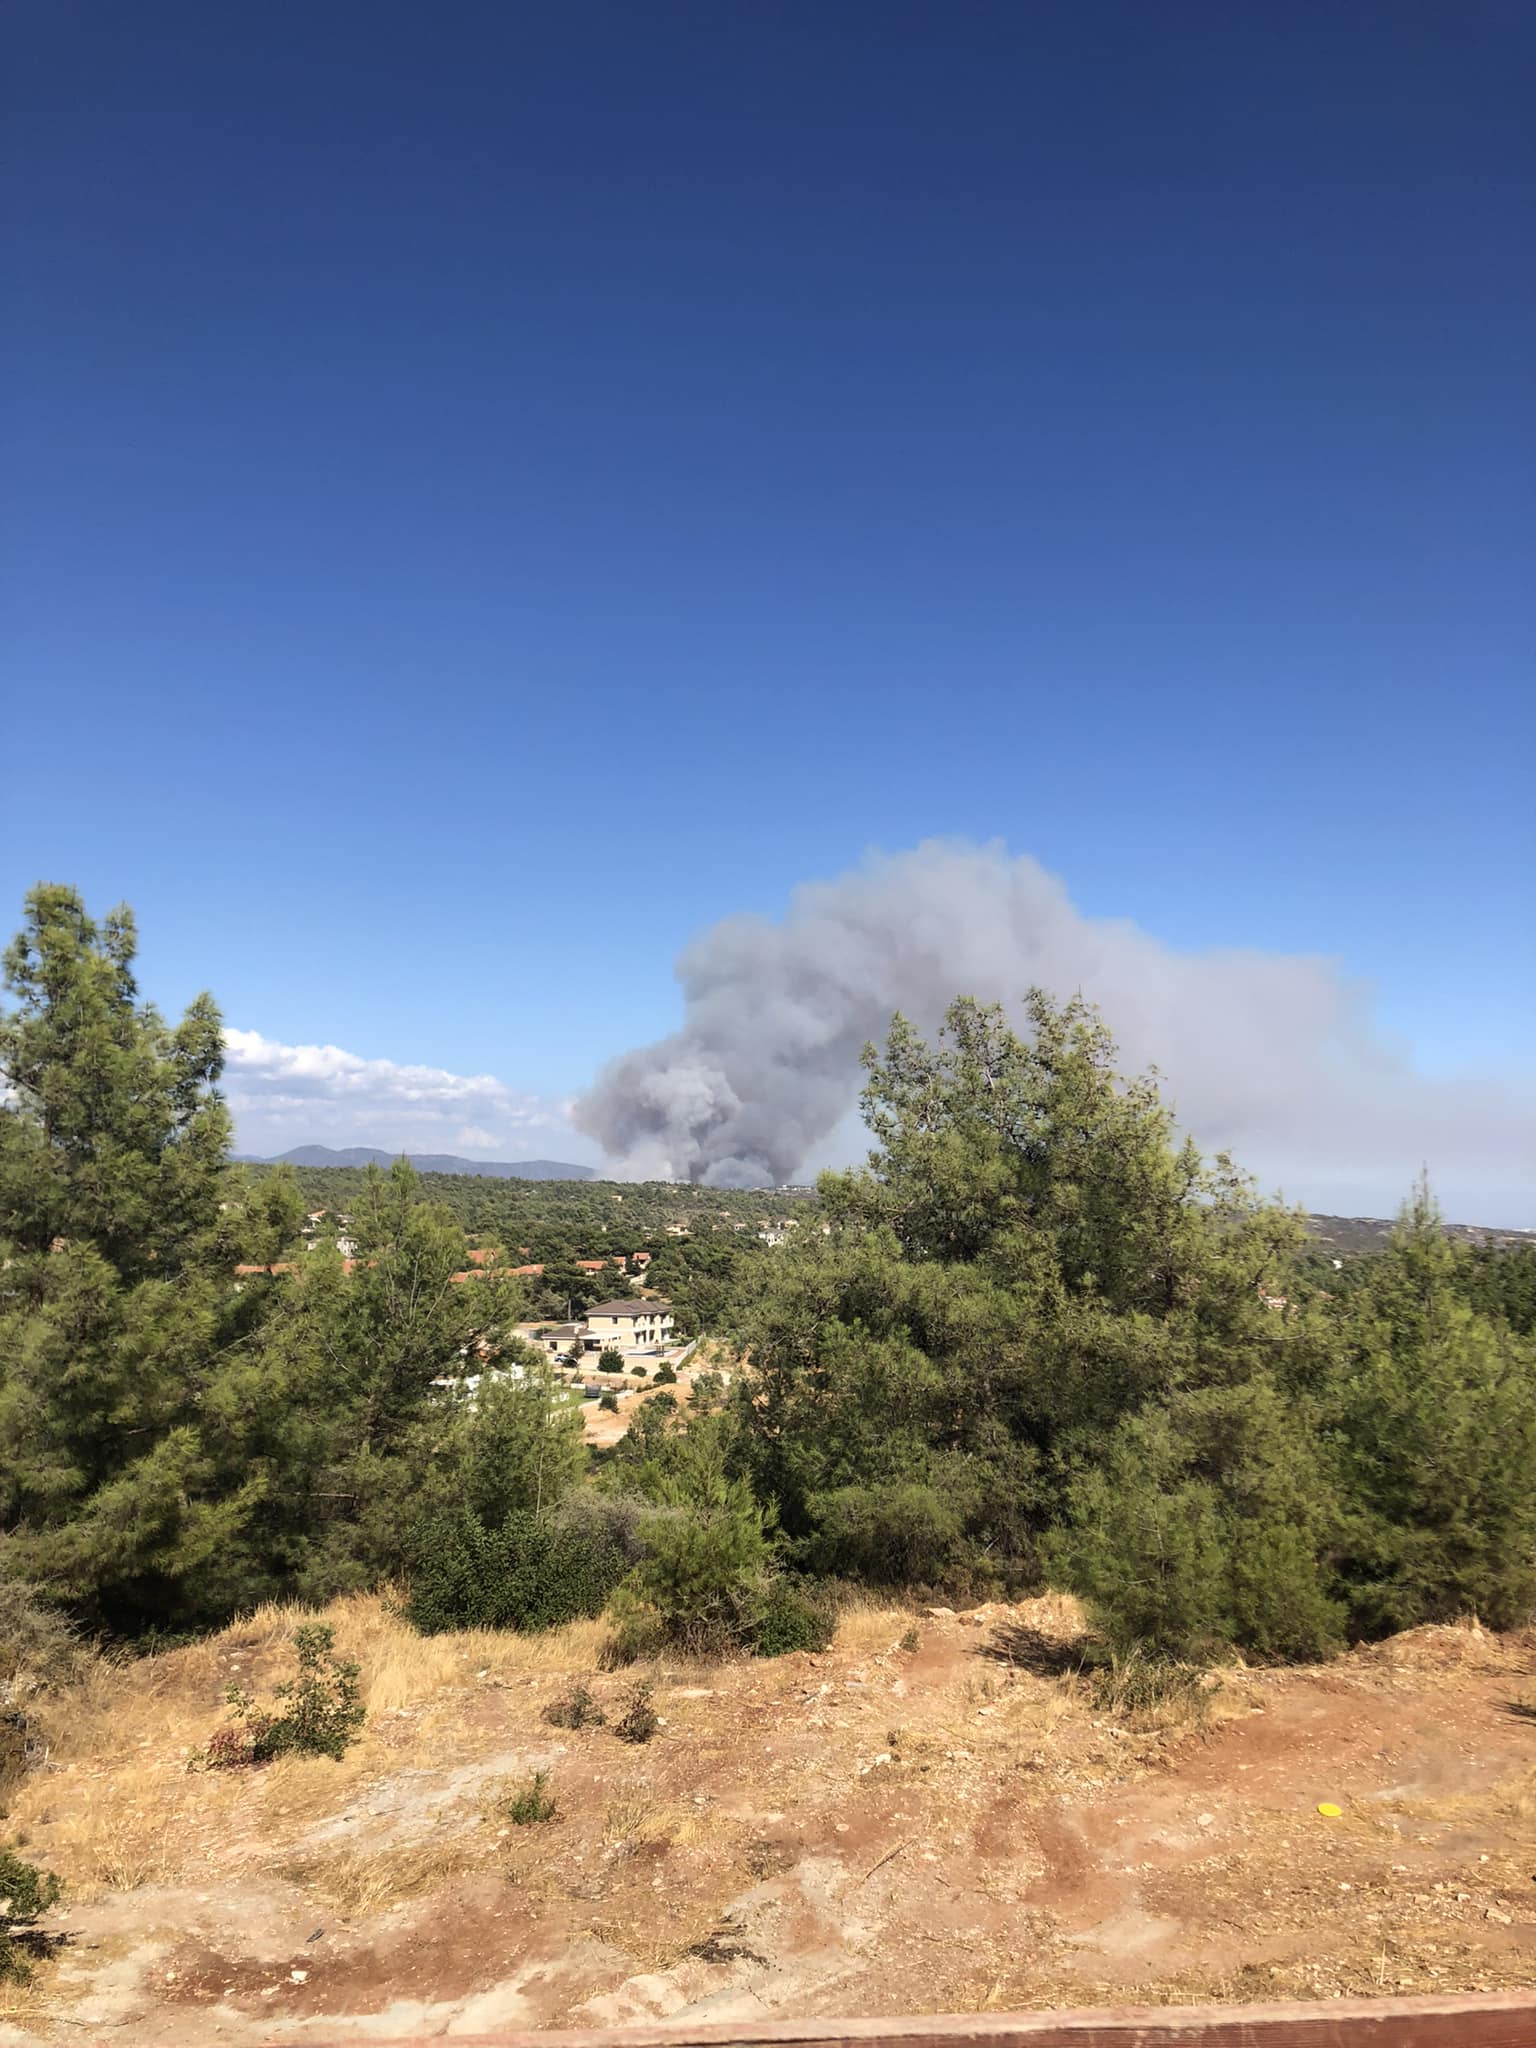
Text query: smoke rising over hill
574 842 1535 1216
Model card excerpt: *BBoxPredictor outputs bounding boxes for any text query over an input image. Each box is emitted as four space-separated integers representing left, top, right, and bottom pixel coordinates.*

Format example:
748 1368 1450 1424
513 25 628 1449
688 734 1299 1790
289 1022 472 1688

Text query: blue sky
3 2 1532 1214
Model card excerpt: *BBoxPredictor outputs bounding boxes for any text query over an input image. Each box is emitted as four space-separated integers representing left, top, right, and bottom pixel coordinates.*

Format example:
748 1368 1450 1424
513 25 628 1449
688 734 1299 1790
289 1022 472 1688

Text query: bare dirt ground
4 1594 1535 2044
577 1361 699 1447
577 1349 728 1445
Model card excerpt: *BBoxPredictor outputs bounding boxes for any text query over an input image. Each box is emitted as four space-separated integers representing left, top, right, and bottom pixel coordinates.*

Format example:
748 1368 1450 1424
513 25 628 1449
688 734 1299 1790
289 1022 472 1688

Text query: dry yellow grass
600 1778 708 1857
39 1778 209 1899
236 1593 612 1708
831 1599 915 1656
282 1833 488 1915
1501 1766 1536 1825
0 1974 50 2029
4 1594 621 1904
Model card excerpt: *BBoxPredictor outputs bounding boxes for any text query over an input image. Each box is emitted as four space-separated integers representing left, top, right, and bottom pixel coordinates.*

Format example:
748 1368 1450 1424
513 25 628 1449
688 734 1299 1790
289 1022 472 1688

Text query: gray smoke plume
573 841 1536 1219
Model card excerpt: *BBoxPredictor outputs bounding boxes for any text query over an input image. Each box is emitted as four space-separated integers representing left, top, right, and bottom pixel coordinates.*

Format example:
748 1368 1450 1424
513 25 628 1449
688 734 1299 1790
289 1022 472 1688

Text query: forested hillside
236 1160 797 1325
256 1159 809 1257
4 884 1535 1671
249 1144 598 1179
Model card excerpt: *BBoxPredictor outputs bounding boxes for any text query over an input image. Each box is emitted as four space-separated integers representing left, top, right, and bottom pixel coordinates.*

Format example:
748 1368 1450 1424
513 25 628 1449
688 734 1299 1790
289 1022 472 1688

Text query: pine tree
738 993 1308 1584
1046 1382 1345 1661
1329 1181 1536 1634
0 886 244 1624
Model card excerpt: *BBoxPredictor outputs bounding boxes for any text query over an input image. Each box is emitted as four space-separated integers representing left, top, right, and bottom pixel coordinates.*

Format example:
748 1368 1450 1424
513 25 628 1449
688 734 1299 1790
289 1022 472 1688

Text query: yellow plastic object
1317 1801 1342 1817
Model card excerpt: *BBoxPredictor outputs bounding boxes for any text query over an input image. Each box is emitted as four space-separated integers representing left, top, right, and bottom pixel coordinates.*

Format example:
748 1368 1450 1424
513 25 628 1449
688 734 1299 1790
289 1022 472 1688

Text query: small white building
515 1321 586 1359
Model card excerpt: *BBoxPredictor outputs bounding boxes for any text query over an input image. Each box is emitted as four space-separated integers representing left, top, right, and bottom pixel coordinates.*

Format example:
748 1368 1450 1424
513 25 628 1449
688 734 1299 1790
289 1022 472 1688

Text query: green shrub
1082 1647 1211 1730
1046 1385 1345 1664
598 1389 619 1413
208 1624 365 1765
613 1678 659 1744
599 1612 663 1667
898 1625 920 1652
544 1681 605 1729
750 1582 834 1657
258 1625 364 1760
598 1346 626 1373
804 1483 964 1586
502 1771 558 1824
615 1474 770 1656
405 1504 628 1635
653 1362 678 1385
1328 1251 1536 1637
0 1845 62 1984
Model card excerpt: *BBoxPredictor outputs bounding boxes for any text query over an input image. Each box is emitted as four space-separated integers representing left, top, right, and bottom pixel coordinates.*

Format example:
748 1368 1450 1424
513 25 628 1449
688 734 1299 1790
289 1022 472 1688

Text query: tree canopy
4 889 1533 1668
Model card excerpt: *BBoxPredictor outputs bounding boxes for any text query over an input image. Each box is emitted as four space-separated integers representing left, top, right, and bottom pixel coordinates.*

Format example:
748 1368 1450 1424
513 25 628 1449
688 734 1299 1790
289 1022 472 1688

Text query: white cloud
222 1028 591 1164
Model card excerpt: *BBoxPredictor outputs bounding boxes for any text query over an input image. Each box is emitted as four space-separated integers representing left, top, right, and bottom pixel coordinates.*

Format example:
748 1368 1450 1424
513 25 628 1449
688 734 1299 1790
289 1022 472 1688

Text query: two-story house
582 1298 675 1354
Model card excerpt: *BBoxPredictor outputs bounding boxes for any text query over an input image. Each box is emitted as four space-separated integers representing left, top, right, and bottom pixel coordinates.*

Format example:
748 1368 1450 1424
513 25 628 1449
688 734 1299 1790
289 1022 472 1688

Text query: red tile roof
450 1260 545 1283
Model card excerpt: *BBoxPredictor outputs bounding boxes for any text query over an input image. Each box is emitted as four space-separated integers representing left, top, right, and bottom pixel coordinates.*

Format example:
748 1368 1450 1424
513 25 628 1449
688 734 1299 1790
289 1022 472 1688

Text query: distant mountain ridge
242 1145 595 1181
1306 1212 1536 1254
233 1156 1532 1230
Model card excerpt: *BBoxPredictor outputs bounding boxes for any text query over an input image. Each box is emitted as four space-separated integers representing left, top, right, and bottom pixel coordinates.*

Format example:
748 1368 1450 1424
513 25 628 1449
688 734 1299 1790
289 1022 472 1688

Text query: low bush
201 1624 364 1766
544 1681 605 1730
599 1611 663 1667
1082 1647 1211 1730
598 1389 619 1413
0 1845 61 1984
613 1678 659 1744
750 1581 835 1657
562 1490 650 1566
502 1771 558 1825
653 1362 678 1385
198 1723 257 1771
613 1475 770 1656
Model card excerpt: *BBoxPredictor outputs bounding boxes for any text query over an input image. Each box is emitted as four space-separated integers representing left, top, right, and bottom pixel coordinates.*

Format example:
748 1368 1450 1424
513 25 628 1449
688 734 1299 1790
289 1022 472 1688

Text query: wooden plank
341 1991 1536 2048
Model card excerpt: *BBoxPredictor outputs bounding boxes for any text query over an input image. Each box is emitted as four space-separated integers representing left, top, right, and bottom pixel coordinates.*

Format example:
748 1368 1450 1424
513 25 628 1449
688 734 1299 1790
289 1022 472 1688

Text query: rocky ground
3 1594 1535 2043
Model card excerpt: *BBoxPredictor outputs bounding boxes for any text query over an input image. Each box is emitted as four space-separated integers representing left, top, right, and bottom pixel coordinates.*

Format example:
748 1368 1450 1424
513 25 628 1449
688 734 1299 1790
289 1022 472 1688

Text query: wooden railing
389 1994 1536 2048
